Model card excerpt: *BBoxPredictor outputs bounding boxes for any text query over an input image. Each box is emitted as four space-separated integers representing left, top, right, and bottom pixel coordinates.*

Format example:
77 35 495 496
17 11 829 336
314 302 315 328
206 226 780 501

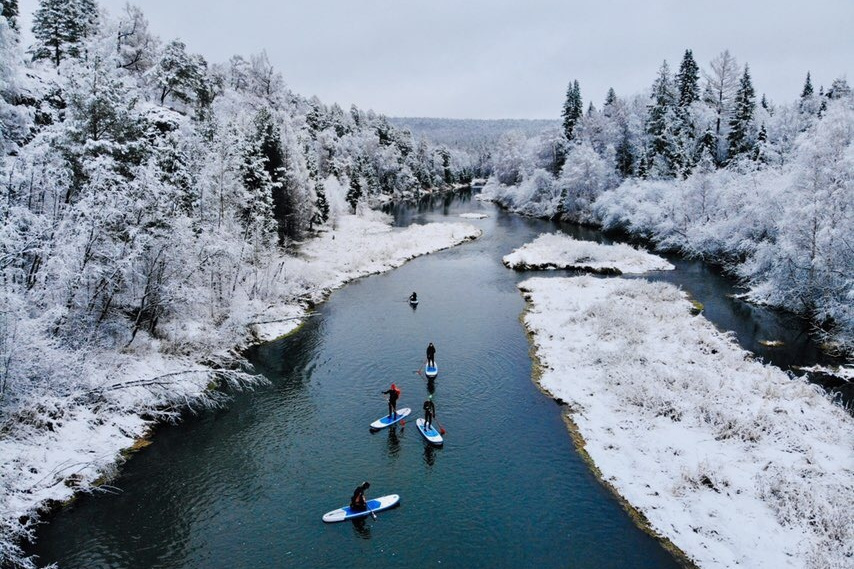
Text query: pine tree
31 0 98 67
561 79 583 142
1 0 18 31
801 72 814 99
646 60 681 178
726 65 757 161
615 123 634 177
346 173 362 213
676 49 700 107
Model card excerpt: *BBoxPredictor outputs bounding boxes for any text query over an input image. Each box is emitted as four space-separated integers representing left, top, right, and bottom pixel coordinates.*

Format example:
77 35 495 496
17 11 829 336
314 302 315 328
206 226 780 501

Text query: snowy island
520 275 853 569
503 232 675 274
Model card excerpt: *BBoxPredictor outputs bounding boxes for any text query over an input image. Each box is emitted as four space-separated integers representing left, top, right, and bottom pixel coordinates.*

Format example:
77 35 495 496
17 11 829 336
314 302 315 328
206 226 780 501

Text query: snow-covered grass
503 231 674 274
0 213 480 568
520 275 854 569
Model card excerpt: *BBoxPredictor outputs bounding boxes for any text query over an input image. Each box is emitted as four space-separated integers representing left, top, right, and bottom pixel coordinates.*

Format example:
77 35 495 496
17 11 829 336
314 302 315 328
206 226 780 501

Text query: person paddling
410 291 417 303
426 342 436 367
350 481 370 512
382 383 401 419
423 395 436 431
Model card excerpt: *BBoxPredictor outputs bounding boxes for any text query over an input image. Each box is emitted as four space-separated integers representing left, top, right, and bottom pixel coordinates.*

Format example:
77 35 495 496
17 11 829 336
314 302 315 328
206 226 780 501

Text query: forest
0 0 478 418
482 50 853 354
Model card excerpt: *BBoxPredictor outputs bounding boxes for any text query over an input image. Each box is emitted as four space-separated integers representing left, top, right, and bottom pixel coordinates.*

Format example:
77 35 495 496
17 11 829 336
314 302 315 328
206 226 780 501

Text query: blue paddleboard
369 407 411 430
416 418 444 446
322 494 401 523
425 362 438 379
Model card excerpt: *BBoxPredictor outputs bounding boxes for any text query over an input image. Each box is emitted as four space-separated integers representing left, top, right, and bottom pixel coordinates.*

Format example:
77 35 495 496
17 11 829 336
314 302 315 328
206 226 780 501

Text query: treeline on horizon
485 48 853 354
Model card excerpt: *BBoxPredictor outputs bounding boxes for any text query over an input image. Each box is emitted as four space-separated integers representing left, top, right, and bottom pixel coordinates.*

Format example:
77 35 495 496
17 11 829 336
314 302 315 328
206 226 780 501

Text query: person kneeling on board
382 383 401 419
410 291 417 302
350 481 370 512
423 395 436 430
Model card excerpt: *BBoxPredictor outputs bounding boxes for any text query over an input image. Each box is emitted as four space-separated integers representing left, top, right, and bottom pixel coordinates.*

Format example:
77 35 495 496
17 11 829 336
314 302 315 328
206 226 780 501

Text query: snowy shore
519 275 853 569
0 213 480 565
503 232 674 274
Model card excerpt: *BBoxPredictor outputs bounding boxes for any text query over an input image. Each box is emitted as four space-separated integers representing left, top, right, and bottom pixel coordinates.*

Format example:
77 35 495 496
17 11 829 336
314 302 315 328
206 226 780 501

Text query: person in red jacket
382 383 401 419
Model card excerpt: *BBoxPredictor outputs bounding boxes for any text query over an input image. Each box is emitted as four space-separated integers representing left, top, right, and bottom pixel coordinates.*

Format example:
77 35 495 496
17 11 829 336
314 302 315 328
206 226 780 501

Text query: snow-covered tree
31 0 99 67
703 50 739 163
726 65 757 162
561 79 583 142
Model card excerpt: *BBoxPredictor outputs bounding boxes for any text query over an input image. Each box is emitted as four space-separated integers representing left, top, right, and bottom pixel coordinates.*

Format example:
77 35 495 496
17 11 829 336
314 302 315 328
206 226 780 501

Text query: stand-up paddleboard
425 362 438 379
409 298 418 306
322 494 401 523
416 418 444 446
369 407 411 430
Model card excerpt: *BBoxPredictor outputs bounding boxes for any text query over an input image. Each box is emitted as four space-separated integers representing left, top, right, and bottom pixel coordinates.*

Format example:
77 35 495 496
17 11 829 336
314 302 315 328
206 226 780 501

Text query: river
29 190 842 568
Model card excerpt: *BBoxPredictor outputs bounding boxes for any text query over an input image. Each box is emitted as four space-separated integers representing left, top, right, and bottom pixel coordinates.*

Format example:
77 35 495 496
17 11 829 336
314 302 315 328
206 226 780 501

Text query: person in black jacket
423 395 436 430
382 383 401 419
350 481 370 512
426 342 436 367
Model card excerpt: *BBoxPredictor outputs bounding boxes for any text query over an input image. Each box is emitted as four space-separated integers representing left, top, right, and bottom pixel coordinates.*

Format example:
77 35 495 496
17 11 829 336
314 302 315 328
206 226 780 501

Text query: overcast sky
17 0 854 119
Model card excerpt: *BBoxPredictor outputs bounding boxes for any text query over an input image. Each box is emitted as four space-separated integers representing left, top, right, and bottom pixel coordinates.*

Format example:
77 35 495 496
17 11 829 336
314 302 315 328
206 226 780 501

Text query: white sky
16 0 854 119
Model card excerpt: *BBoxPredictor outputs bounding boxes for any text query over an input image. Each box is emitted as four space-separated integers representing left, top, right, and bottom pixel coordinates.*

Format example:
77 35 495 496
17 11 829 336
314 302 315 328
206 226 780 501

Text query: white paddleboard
322 494 401 523
369 407 411 430
409 299 418 306
425 363 438 379
416 418 444 446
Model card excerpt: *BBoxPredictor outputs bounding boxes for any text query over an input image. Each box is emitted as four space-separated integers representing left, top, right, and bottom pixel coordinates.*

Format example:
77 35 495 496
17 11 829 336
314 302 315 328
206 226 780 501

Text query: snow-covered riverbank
503 231 674 273
0 213 480 567
519 275 853 569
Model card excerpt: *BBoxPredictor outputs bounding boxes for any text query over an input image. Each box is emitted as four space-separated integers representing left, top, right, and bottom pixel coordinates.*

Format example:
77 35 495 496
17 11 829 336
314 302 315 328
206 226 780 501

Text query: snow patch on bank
459 212 488 219
504 232 674 274
520 276 853 569
0 213 480 564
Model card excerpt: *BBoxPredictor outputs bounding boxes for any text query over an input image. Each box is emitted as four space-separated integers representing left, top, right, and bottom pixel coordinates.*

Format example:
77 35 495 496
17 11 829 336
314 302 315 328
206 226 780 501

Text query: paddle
368 505 377 520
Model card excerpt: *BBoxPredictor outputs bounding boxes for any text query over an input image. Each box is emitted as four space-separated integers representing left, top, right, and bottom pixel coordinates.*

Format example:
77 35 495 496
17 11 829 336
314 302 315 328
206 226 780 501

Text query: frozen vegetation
480 49 853 353
520 275 854 569
503 232 674 274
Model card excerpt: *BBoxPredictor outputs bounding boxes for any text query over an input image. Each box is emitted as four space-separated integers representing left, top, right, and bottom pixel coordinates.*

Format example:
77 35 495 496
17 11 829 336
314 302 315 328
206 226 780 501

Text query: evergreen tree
602 87 618 118
1 0 18 31
727 65 757 161
676 49 700 107
645 60 681 177
346 172 362 213
561 79 583 142
31 0 98 67
615 123 634 177
800 72 814 99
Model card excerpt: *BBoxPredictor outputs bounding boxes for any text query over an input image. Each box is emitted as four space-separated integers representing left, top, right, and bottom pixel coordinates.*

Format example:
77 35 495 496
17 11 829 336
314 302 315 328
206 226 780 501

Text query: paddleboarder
382 383 401 419
426 342 436 367
423 395 435 430
410 291 417 303
350 481 370 512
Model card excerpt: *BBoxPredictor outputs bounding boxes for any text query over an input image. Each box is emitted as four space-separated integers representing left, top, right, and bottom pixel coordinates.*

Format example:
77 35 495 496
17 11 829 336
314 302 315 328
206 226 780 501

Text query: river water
30 191 842 568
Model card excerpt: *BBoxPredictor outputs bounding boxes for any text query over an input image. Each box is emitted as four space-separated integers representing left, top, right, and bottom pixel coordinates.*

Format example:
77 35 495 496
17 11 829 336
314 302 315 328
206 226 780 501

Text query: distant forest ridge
388 117 559 149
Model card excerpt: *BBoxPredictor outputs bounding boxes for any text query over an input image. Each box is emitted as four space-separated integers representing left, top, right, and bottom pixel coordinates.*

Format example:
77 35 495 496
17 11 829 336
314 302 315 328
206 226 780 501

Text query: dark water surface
30 192 837 568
